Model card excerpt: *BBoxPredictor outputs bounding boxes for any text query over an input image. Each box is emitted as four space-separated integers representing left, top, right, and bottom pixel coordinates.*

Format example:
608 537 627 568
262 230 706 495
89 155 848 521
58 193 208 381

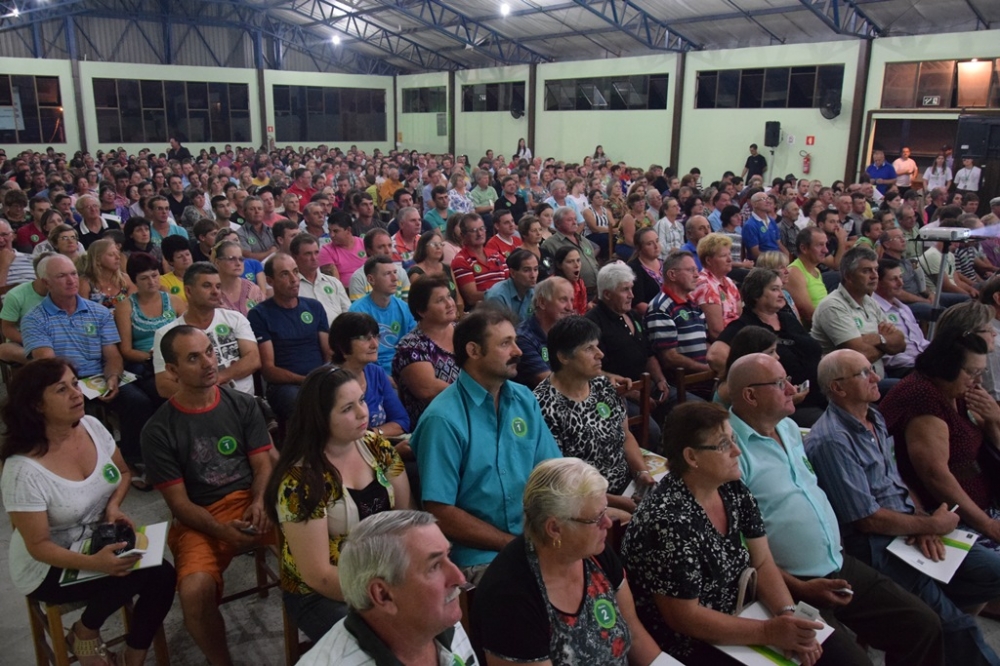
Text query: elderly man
811 246 905 393
76 193 122 249
677 215 711 271
483 248 537 321
451 213 509 308
873 258 929 378
778 200 802 257
411 308 561 582
296 511 476 666
541 205 600 299
21 254 154 471
514 276 575 388
728 353 945 666
543 179 581 222
300 201 331 247
807 349 1000 665
742 190 784 260
645 251 710 383
390 205 421 267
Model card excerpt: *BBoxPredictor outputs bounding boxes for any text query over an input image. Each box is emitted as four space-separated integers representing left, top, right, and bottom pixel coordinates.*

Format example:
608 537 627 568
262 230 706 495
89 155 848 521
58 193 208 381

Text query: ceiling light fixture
500 3 510 17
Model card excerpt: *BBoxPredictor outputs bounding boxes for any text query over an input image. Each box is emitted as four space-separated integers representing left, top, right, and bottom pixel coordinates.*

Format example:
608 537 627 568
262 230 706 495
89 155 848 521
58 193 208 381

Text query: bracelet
776 605 796 616
633 470 651 480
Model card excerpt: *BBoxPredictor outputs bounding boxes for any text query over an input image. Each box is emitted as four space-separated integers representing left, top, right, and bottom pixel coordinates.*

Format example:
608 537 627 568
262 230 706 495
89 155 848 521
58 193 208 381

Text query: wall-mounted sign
922 95 941 106
806 136 815 146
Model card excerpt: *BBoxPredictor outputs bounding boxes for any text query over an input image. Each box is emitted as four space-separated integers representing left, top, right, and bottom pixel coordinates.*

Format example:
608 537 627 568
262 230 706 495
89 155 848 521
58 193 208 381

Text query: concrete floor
4 472 1000 665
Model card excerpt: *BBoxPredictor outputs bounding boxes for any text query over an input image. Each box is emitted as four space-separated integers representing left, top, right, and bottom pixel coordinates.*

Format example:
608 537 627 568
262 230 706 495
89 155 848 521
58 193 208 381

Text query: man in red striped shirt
451 213 509 309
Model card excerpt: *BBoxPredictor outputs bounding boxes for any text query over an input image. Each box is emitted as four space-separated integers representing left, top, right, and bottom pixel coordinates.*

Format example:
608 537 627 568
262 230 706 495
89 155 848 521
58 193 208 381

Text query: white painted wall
261 68 394 155
679 41 861 186
454 65 529 161
0 57 78 153
535 53 678 167
396 71 449 154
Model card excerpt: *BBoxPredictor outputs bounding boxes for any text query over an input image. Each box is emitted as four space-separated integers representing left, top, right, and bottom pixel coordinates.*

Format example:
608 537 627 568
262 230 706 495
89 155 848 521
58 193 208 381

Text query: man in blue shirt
741 191 784 260
866 150 898 196
728 352 944 665
248 253 330 423
21 254 156 473
410 307 561 583
484 248 538 322
514 276 575 388
678 216 710 271
807 349 1000 666
349 256 416 375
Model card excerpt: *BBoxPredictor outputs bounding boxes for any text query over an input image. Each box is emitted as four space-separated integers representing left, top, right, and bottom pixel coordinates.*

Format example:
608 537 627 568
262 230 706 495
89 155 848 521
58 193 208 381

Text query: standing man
741 143 768 181
484 248 537 321
892 147 918 196
451 213 509 308
236 196 277 263
292 233 350 326
142 326 274 666
541 206 600 299
411 308 561 582
866 150 898 196
954 156 983 200
348 256 416 375
248 253 330 422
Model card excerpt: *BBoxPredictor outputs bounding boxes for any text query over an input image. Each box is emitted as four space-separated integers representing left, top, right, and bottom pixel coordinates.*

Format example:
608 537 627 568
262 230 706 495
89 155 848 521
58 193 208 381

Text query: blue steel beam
568 0 702 52
796 0 882 37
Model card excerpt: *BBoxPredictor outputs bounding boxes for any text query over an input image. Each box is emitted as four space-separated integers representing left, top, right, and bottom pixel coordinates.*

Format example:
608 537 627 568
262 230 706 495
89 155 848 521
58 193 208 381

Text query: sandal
67 624 117 666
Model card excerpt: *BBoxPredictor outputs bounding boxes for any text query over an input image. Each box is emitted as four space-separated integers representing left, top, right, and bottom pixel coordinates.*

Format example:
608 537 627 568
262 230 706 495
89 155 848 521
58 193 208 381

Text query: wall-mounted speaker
764 121 780 148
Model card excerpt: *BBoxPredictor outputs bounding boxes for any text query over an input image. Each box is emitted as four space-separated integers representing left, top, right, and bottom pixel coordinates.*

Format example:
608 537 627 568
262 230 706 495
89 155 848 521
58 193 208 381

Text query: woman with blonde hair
211 239 265 317
691 233 743 340
78 238 135 310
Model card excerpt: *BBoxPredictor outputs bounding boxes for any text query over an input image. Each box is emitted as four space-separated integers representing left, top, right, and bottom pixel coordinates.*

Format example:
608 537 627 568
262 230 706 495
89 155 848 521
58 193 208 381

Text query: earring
553 538 562 549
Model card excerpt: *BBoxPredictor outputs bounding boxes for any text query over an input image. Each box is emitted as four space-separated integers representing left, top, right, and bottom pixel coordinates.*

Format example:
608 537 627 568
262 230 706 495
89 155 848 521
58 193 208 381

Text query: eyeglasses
569 507 608 525
747 375 794 391
57 235 77 242
692 436 737 454
464 227 486 235
963 366 986 379
426 242 443 248
834 365 877 382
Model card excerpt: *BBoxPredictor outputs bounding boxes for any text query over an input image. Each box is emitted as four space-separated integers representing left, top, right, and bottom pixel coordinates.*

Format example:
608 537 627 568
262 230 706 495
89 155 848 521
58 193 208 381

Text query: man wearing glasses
146 194 189 246
728 352 945 665
451 213 508 309
808 349 1000 665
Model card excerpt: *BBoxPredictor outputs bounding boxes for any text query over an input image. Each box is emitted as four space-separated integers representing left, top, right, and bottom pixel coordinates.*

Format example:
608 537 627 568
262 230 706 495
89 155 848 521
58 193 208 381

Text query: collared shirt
866 162 897 195
540 231 599 291
655 218 685 258
741 213 781 254
644 285 707 363
708 208 724 232
900 227 921 260
451 247 509 294
348 265 410 303
423 207 454 232
514 315 549 386
586 300 652 380
543 196 583 222
678 241 702 270
730 410 843 577
811 284 890 377
318 237 367 289
297 613 476 666
873 292 928 369
411 371 561 567
299 272 351 325
484 278 533 321
391 232 417 267
1 250 36 288
21 295 119 377
236 223 276 255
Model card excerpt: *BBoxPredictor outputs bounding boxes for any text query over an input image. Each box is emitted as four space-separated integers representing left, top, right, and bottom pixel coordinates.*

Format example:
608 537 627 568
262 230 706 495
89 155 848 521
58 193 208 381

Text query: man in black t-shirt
741 143 768 181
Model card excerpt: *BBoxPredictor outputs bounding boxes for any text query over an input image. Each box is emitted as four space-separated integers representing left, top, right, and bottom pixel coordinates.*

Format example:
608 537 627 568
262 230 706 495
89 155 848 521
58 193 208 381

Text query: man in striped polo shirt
644 251 711 398
451 213 509 309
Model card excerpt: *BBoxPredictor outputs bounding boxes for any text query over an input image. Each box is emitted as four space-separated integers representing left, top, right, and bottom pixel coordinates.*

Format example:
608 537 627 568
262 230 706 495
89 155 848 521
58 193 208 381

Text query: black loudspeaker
764 121 780 148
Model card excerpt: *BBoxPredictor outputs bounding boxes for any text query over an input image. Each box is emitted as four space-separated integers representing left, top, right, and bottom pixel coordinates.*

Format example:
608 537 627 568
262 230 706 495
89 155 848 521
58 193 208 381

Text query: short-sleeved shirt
318 238 367 289
236 223 276 255
744 154 767 178
15 222 46 251
79 218 123 249
483 278 533 321
586 301 652 381
741 213 781 254
348 294 416 375
534 376 631 494
274 433 403 594
411 371 561 567
514 315 550 386
141 386 271 506
730 410 843 577
299 273 351 329
1 416 121 595
484 233 522 260
347 264 410 302
644 286 708 364
2 250 36 287
474 535 630 665
621 473 765 659
470 185 498 211
866 162 898 195
152 308 258 395
391 328 460 427
451 247 509 294
811 284 890 377
149 222 188 246
247 297 329 378
0 280 45 324
690 270 742 328
541 232 599 291
21 295 120 377
423 207 454 232
159 272 185 300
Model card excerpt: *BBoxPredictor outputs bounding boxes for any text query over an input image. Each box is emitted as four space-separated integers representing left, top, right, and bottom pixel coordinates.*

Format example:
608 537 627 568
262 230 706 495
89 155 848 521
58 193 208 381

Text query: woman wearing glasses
264 365 411 642
473 457 671 666
214 228 267 293
621 402 824 665
406 230 464 312
212 239 264 317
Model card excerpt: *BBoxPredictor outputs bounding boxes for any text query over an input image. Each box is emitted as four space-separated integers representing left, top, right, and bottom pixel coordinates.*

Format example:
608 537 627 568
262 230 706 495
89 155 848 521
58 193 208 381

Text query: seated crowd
2 139 1000 666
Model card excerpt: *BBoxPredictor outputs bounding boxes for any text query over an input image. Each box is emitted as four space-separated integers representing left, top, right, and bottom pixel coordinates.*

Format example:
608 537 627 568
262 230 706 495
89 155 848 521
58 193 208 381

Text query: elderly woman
691 233 743 341
406 230 464 312
1 359 175 666
392 276 460 427
472 458 671 666
264 365 410 642
534 317 655 511
447 172 474 214
621 402 825 665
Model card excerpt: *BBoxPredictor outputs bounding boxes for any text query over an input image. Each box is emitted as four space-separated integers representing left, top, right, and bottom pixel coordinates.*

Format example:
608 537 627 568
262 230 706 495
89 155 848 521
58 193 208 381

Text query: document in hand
886 528 978 584
714 602 834 666
79 371 139 399
59 521 168 585
621 449 669 498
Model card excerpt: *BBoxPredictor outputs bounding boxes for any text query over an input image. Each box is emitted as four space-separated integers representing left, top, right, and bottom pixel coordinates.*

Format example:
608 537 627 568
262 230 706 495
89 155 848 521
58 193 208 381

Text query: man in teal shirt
422 185 454 232
411 306 561 583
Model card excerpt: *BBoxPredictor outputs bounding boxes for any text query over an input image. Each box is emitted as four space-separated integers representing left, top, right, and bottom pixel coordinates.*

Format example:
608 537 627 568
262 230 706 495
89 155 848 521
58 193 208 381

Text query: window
93 78 250 144
272 85 386 142
0 75 64 144
402 86 447 113
695 65 845 109
881 59 1000 109
543 74 669 111
461 82 526 112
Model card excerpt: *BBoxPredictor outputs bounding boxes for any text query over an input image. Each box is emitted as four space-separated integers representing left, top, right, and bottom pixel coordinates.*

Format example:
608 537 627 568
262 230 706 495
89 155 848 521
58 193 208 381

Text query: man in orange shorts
141 325 274 666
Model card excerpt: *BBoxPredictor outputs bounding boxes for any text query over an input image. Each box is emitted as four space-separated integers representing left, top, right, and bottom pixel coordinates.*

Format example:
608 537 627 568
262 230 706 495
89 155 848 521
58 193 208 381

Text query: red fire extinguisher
800 150 811 175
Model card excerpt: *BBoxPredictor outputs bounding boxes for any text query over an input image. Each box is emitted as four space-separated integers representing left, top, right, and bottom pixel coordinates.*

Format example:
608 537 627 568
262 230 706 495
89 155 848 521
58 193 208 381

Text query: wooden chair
274 531 312 665
219 542 280 605
26 596 169 666
670 367 717 403
625 372 652 449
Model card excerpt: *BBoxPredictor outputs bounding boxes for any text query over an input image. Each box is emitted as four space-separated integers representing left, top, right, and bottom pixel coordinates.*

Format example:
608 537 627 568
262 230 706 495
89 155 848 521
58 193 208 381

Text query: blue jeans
282 590 347 642
266 383 301 424
863 533 1000 666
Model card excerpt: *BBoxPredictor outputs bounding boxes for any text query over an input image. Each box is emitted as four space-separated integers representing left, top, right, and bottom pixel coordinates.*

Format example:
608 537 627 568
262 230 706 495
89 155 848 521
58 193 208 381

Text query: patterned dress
391 327 460 426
